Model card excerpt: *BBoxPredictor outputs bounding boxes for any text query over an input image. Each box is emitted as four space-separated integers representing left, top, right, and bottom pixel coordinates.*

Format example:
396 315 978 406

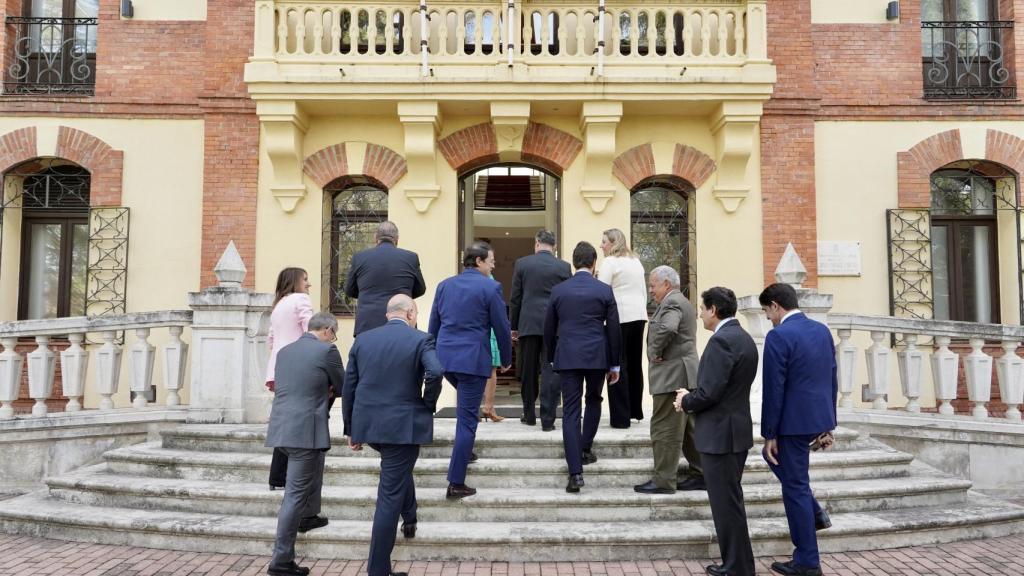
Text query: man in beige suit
634 265 703 494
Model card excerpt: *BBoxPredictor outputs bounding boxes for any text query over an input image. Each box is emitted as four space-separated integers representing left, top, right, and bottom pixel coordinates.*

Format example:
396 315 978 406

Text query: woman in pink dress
266 267 314 490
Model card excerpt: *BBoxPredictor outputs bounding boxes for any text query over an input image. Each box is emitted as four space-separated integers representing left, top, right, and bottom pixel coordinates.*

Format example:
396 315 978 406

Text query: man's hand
607 371 620 385
818 431 835 451
673 388 689 412
763 438 779 465
511 330 519 342
500 365 512 373
347 437 363 451
653 356 664 364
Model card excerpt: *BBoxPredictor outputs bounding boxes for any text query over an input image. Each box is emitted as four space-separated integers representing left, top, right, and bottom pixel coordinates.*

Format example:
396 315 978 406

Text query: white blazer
598 255 649 323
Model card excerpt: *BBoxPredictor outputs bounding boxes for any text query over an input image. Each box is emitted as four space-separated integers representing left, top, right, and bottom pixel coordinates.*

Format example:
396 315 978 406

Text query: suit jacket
509 250 572 336
345 241 427 336
265 333 345 450
342 319 443 445
760 312 839 439
544 271 622 371
681 319 758 454
428 268 512 377
647 290 699 394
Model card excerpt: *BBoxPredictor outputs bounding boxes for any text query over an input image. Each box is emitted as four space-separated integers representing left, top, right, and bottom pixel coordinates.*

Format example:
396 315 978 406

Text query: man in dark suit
544 241 621 493
510 229 571 430
345 221 427 336
634 265 701 495
266 312 345 576
343 294 443 576
675 287 756 576
428 241 512 500
759 282 837 576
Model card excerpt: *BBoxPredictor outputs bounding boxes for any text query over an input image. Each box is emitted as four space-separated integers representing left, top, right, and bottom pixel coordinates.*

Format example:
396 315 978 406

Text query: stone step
2 490 1021 561
160 422 869 458
103 443 914 488
45 464 971 523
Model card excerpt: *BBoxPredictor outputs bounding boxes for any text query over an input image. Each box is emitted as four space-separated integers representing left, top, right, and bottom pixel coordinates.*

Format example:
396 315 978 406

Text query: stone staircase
1 419 1022 561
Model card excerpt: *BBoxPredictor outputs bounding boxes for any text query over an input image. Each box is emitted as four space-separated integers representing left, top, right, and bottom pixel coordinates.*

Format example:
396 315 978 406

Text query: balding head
385 294 418 327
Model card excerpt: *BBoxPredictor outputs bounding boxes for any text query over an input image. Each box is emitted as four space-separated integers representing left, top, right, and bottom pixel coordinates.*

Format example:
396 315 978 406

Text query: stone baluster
59 333 89 412
26 336 56 416
996 340 1023 421
931 336 959 415
964 338 993 419
835 328 857 408
95 330 123 410
130 328 156 408
0 337 23 419
163 326 189 406
897 333 924 413
864 330 891 410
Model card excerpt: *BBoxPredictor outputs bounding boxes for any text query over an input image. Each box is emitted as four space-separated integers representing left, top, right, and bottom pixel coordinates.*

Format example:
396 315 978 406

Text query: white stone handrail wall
0 311 193 419
256 0 766 68
827 313 1024 422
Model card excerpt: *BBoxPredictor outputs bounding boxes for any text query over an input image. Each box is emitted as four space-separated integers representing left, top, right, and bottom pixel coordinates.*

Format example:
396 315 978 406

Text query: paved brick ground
1 535 1023 576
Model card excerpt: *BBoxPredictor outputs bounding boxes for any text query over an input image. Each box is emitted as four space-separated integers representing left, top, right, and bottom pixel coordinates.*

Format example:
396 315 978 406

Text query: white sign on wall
818 241 862 276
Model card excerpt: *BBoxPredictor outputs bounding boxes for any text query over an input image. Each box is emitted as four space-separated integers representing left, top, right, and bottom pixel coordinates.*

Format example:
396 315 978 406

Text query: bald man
342 294 443 576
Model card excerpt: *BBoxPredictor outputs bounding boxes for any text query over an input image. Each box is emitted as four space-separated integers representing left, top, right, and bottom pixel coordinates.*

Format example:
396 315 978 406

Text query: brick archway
612 142 716 190
0 127 38 174
985 129 1024 204
438 122 583 176
897 130 964 208
55 127 124 206
303 142 408 190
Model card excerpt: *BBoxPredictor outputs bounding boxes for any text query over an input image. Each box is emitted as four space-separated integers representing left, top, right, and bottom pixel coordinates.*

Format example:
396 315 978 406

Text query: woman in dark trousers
265 267 314 490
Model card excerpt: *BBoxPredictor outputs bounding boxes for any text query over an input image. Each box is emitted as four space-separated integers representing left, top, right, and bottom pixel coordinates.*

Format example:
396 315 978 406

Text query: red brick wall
439 123 499 172
0 126 36 172
612 143 654 190
363 144 408 189
521 122 582 176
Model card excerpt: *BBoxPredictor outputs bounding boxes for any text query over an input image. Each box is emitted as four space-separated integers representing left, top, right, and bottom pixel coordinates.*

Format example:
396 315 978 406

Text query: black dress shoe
542 423 555 432
267 562 310 576
770 560 822 576
269 484 284 491
401 520 416 538
297 515 328 533
633 480 674 495
815 508 832 531
469 451 479 463
676 477 707 491
446 483 477 500
581 450 597 465
566 473 584 493
520 416 537 426
705 564 726 576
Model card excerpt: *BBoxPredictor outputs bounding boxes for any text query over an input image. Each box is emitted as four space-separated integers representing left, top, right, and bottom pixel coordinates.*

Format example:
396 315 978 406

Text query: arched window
323 177 388 314
630 178 695 307
6 159 91 319
929 160 1016 322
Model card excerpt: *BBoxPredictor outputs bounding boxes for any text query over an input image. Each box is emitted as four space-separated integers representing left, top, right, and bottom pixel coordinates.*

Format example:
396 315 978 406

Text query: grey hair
386 294 414 315
375 221 399 243
308 311 339 332
650 265 680 288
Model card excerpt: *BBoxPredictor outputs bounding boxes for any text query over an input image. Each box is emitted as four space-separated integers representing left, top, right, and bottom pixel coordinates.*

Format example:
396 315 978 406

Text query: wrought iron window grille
922 20 1016 100
322 180 389 315
630 181 697 315
4 16 98 96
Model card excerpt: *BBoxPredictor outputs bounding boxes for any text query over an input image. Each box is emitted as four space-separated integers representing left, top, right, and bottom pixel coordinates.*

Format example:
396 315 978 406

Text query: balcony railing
922 20 1016 100
4 16 97 95
253 0 768 78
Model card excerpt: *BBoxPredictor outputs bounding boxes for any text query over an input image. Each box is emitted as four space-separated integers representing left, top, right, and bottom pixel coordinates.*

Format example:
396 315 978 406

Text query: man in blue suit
343 294 443 576
759 283 837 576
429 241 512 500
544 241 621 493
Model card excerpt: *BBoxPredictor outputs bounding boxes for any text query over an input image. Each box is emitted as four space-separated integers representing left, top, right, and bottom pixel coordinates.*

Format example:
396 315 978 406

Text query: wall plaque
818 241 861 276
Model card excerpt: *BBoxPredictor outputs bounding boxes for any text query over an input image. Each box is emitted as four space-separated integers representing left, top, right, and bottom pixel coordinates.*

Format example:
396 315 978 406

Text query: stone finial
774 243 807 287
214 241 247 288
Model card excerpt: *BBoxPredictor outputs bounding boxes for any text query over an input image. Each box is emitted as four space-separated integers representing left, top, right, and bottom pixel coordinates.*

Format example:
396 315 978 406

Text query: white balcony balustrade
0 311 192 419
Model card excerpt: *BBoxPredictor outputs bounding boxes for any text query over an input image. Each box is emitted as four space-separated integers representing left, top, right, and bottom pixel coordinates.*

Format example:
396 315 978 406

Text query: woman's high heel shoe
481 409 505 422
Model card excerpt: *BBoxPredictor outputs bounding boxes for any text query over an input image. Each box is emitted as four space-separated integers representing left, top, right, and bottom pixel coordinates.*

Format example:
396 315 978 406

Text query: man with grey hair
266 311 344 576
345 220 427 337
633 265 702 495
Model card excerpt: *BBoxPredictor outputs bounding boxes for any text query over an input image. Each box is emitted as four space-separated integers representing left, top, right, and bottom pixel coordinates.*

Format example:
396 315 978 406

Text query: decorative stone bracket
399 101 442 213
580 101 622 213
711 101 761 213
259 101 309 213
491 101 530 159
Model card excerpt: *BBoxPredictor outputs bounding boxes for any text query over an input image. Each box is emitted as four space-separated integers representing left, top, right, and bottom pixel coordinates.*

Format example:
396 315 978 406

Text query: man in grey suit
633 266 702 495
266 312 345 576
510 229 571 429
343 295 443 576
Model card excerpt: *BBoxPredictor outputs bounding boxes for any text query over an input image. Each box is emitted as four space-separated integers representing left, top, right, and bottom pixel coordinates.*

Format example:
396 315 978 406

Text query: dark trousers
519 335 561 425
702 450 755 576
269 448 288 487
270 448 326 570
560 369 605 475
609 321 646 427
445 372 487 485
367 443 419 576
767 434 823 568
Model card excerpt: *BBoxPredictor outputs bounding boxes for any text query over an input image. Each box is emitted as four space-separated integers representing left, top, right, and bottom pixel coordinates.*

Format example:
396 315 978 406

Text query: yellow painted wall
811 0 893 24
0 117 204 409
126 0 206 21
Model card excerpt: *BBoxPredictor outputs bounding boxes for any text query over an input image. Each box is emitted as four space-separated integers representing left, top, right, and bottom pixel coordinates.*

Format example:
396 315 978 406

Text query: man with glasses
266 312 345 576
